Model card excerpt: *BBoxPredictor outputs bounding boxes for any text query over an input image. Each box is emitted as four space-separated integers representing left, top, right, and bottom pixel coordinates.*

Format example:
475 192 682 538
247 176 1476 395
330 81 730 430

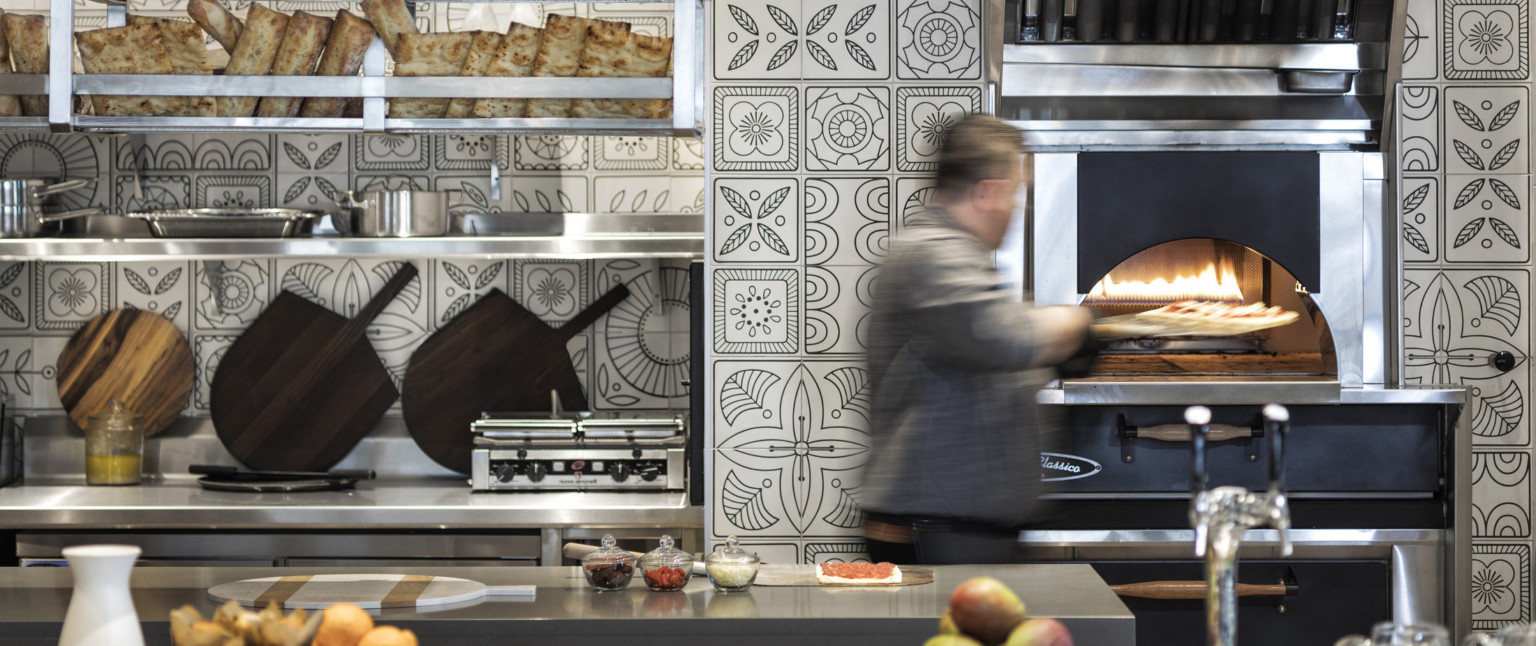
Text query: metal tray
127 208 320 238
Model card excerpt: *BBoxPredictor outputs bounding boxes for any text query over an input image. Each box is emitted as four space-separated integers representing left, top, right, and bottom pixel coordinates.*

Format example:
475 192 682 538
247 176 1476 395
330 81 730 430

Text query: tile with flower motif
273 258 430 386
714 178 800 263
799 1 891 80
278 173 348 212
896 87 981 172
194 260 274 332
195 175 271 210
1444 0 1528 79
595 137 670 170
1445 174 1529 263
513 260 591 325
713 87 799 172
513 136 588 171
276 134 349 174
1444 87 1527 174
804 87 890 172
806 177 891 266
590 260 691 409
436 259 512 328
1403 267 1530 359
713 266 801 354
34 262 111 332
116 261 192 333
1473 451 1533 538
0 263 30 331
1472 543 1531 629
714 0 803 79
354 134 432 171
1400 86 1439 172
434 134 498 170
898 0 983 80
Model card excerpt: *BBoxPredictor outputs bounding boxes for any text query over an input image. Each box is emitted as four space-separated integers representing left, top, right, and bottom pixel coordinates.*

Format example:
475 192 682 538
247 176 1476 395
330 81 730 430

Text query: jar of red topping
639 534 693 591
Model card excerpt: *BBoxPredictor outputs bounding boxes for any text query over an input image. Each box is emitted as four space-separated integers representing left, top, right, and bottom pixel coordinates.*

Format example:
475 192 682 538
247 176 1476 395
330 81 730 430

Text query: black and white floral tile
705 0 987 561
1399 3 1536 625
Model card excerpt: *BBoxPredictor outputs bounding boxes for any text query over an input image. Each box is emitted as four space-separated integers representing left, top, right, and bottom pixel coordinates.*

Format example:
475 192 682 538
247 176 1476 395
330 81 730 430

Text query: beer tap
1186 404 1293 646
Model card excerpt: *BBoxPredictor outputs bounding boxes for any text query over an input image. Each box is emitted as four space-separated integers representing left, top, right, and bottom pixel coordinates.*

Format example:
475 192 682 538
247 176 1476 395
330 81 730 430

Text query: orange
314 603 375 646
357 625 419 646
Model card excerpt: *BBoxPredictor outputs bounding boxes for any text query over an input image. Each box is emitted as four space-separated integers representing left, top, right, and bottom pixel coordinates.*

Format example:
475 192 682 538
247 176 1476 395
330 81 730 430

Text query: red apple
925 636 985 646
1003 618 1074 646
939 609 960 635
948 577 1027 645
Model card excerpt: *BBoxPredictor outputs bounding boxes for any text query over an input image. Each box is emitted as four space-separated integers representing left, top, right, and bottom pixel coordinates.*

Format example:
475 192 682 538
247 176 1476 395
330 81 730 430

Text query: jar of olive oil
84 400 142 486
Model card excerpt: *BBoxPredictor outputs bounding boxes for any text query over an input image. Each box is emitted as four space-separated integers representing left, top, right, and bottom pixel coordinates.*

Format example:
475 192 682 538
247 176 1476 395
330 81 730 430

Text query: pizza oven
1013 150 1385 396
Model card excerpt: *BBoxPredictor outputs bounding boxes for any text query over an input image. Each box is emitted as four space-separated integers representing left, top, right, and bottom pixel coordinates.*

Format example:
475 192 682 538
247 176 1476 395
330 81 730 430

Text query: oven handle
1124 422 1256 443
1110 580 1297 599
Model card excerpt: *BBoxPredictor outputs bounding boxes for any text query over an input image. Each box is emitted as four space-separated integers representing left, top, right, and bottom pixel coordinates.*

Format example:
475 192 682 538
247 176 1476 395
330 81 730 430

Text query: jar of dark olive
581 534 637 591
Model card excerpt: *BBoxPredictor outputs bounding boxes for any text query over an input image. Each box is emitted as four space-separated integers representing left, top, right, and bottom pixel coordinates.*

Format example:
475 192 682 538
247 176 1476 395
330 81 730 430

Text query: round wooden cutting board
56 309 194 437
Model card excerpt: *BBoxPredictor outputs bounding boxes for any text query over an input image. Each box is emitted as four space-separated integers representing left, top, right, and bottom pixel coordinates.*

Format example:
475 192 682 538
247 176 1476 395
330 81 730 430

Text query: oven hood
1000 42 1388 148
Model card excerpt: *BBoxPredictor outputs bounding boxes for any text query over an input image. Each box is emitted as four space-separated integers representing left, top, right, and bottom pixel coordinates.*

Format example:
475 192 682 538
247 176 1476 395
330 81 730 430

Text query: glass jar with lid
705 535 759 592
83 400 143 486
639 534 693 591
581 534 637 591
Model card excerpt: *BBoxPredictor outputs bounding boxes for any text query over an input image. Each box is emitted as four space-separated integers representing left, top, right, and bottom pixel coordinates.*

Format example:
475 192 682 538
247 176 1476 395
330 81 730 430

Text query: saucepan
0 178 105 238
330 174 454 238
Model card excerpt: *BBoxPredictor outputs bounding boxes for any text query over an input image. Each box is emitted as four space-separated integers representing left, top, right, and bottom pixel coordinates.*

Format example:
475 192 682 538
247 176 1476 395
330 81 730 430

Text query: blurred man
860 115 1095 565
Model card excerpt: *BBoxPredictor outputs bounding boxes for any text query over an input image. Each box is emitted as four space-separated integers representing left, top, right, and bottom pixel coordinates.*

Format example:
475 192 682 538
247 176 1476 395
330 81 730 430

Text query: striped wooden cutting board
207 574 535 609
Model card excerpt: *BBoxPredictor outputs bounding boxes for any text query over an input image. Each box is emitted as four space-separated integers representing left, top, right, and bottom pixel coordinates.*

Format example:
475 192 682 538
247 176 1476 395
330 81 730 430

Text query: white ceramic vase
58 544 144 646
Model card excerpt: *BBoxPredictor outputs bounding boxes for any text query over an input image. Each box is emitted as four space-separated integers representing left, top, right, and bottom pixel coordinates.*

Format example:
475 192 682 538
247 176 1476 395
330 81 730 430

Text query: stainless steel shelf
1002 43 1385 70
0 235 703 261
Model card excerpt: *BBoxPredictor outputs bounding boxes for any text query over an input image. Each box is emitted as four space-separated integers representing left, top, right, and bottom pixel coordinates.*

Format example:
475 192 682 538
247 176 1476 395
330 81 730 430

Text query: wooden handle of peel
1110 581 1288 599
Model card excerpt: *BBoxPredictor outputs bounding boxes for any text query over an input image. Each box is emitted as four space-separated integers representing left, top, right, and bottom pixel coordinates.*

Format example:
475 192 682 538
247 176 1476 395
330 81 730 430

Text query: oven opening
1079 238 1335 380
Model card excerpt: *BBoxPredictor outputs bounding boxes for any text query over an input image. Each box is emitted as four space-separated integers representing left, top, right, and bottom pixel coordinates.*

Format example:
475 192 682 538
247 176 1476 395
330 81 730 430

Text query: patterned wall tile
596 176 675 214
191 334 236 413
674 137 705 171
1401 86 1440 172
196 175 272 210
434 135 498 170
0 134 109 211
1463 364 1532 448
714 0 803 79
595 137 671 170
720 537 801 563
506 175 590 214
1403 0 1439 79
897 0 983 80
194 260 274 331
513 260 590 325
713 87 800 172
1402 176 1440 263
805 177 890 265
0 335 37 409
435 259 510 327
433 174 499 217
189 135 273 170
1444 0 1529 80
115 134 197 171
116 175 192 213
714 178 800 263
711 360 871 538
513 136 588 171
590 260 691 409
804 87 890 172
672 176 707 214
1474 452 1533 537
276 134 348 174
799 1 891 80
31 335 69 412
804 265 876 355
1404 268 1530 359
713 267 801 354
896 87 981 172
0 263 30 332
34 262 111 332
357 174 429 192
1445 175 1529 263
116 261 192 333
277 173 346 211
894 175 938 230
804 542 873 563
1473 543 1532 629
1444 86 1527 174
273 259 429 384
355 134 432 171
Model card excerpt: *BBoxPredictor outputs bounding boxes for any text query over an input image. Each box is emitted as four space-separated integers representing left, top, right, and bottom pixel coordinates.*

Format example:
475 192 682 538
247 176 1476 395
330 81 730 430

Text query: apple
1003 618 1074 646
949 577 1027 645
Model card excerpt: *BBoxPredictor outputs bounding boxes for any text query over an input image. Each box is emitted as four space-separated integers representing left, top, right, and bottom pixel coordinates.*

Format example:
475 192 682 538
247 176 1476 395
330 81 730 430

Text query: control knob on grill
639 464 661 482
494 463 516 483
610 462 631 483
527 462 548 483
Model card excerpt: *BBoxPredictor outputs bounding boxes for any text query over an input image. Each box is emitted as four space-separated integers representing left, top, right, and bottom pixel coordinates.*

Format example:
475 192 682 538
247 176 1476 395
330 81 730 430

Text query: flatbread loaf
2 13 48 116
128 16 215 117
298 10 377 119
76 23 183 117
361 0 417 58
444 30 502 119
527 15 629 118
0 11 24 118
388 32 473 119
187 0 243 55
572 28 672 119
256 11 333 118
218 3 288 118
471 21 541 119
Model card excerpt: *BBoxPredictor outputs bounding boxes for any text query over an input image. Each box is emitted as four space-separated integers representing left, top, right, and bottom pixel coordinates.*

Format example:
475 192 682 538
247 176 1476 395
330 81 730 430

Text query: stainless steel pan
0 179 104 238
331 174 452 238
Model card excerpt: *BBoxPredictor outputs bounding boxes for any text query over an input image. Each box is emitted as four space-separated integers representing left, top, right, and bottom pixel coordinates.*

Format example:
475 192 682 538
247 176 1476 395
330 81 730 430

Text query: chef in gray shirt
861 114 1096 565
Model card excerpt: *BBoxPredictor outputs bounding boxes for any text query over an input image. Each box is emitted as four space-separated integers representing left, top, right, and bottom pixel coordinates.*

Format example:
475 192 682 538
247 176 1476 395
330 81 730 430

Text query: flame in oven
1087 260 1245 305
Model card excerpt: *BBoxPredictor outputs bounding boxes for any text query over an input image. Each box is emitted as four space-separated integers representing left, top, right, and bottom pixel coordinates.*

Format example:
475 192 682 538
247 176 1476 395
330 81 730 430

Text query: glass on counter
84 400 142 486
581 534 637 591
705 535 759 592
639 534 693 591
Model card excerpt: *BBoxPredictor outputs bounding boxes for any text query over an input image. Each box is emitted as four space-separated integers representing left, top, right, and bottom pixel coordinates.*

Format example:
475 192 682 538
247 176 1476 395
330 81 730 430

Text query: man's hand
1027 306 1093 368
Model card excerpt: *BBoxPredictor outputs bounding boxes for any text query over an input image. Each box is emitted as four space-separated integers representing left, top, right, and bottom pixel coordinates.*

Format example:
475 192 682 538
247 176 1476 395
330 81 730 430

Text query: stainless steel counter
1036 383 1467 405
0 565 1136 646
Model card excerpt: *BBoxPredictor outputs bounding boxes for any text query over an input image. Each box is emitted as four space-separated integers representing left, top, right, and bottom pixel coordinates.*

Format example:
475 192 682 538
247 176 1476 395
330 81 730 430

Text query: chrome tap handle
1187 405 1213 558
1262 403 1292 557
